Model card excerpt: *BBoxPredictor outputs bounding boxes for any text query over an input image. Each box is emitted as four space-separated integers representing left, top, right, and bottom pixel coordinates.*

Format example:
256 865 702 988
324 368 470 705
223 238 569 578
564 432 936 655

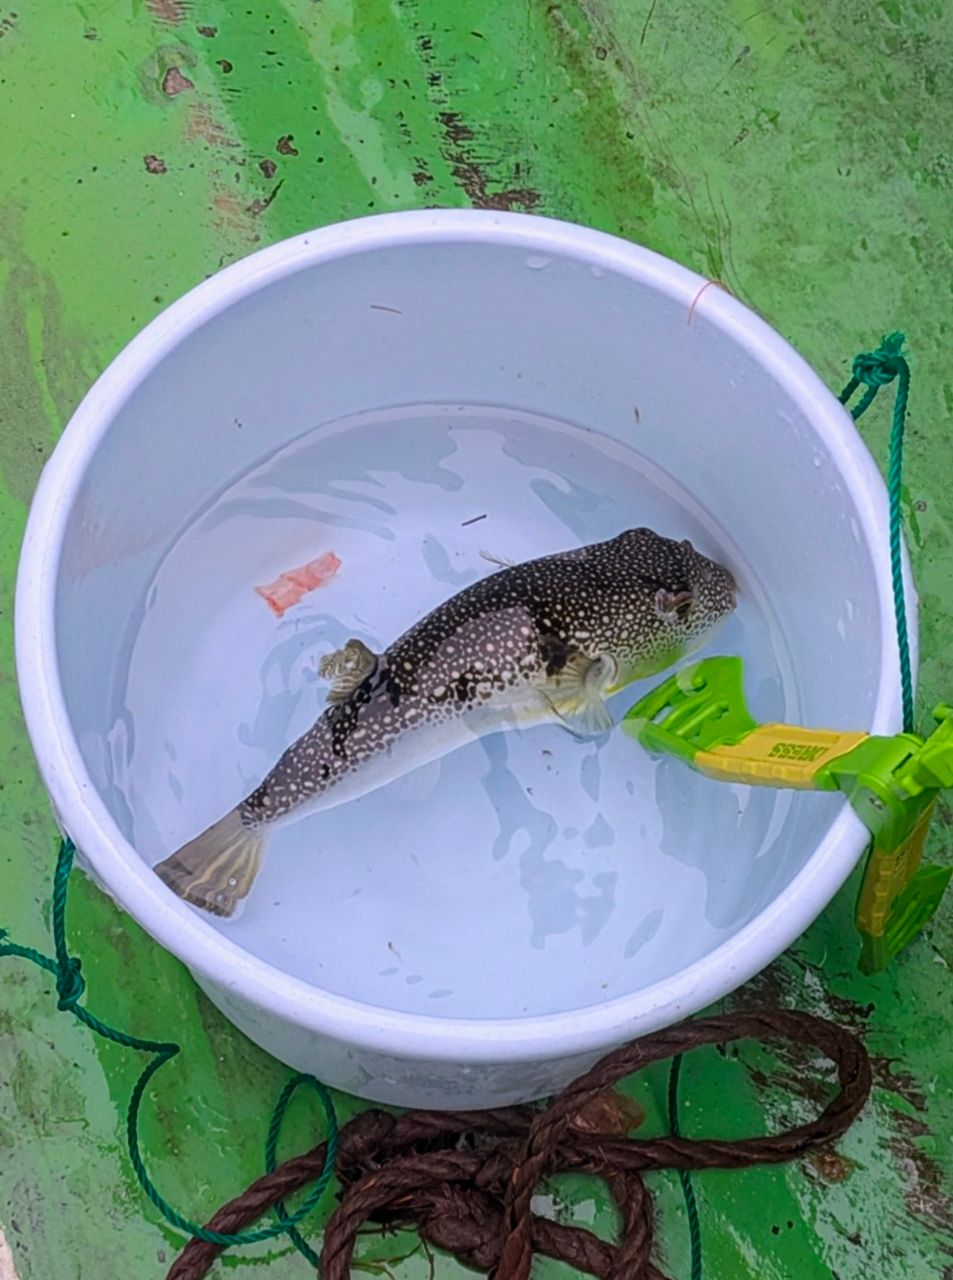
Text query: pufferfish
154 528 737 916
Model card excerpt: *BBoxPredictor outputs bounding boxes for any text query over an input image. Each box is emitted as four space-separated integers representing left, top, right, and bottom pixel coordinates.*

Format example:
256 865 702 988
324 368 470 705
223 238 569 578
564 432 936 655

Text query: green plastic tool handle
623 657 953 973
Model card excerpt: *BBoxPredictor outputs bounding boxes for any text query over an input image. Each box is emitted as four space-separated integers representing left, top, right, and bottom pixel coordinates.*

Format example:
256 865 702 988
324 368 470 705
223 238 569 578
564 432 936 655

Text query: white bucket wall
15 211 913 1107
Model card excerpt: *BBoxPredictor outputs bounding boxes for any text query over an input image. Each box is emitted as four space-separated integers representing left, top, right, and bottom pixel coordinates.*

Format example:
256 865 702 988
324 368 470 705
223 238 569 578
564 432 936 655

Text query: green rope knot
56 955 85 1010
851 331 906 389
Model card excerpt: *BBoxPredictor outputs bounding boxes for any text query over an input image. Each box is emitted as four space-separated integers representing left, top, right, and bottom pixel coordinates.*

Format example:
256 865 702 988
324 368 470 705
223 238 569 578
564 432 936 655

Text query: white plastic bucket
15 211 913 1108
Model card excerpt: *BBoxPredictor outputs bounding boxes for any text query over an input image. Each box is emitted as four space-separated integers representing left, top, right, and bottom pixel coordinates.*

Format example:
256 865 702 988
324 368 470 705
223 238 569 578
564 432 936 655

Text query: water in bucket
110 404 801 1019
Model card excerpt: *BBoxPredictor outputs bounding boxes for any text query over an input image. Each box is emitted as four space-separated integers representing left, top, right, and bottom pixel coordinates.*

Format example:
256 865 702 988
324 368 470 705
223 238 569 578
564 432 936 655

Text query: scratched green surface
1 2 951 1277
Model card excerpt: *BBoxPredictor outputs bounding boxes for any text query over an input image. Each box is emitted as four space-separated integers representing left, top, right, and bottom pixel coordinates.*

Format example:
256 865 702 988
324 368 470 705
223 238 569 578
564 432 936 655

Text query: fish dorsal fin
543 651 616 738
319 638 379 703
479 549 516 569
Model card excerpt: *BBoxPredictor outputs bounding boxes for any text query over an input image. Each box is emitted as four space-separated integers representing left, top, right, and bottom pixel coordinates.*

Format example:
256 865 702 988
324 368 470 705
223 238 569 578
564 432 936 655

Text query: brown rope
165 1008 871 1280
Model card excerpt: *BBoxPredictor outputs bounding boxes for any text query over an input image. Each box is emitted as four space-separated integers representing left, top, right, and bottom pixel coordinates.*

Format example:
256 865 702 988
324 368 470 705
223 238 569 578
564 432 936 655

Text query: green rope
264 1073 327 1268
838 331 915 733
0 838 338 1256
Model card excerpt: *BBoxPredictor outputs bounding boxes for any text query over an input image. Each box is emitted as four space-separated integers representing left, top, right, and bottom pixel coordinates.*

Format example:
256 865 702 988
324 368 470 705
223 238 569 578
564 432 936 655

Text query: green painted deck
1 3 951 1277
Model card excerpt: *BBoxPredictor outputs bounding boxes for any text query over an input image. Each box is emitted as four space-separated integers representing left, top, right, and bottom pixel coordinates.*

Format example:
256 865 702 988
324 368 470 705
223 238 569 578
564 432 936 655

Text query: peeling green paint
0 2 951 1277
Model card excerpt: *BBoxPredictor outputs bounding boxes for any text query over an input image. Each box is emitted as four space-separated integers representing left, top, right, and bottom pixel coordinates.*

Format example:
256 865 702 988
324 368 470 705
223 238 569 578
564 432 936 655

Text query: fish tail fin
154 809 265 918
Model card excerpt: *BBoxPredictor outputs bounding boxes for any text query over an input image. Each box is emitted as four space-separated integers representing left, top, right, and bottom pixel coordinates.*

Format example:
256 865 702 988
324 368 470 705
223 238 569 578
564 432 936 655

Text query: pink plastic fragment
255 551 342 616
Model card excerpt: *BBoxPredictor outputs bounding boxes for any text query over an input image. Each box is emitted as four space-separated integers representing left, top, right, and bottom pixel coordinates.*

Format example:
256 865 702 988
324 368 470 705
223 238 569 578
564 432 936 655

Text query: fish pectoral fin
544 652 616 738
654 587 693 621
479 549 516 569
319 638 379 703
550 695 614 738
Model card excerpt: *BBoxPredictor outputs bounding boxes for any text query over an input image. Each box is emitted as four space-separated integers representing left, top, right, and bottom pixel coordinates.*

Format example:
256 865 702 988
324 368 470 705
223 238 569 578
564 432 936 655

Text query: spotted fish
154 528 736 916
